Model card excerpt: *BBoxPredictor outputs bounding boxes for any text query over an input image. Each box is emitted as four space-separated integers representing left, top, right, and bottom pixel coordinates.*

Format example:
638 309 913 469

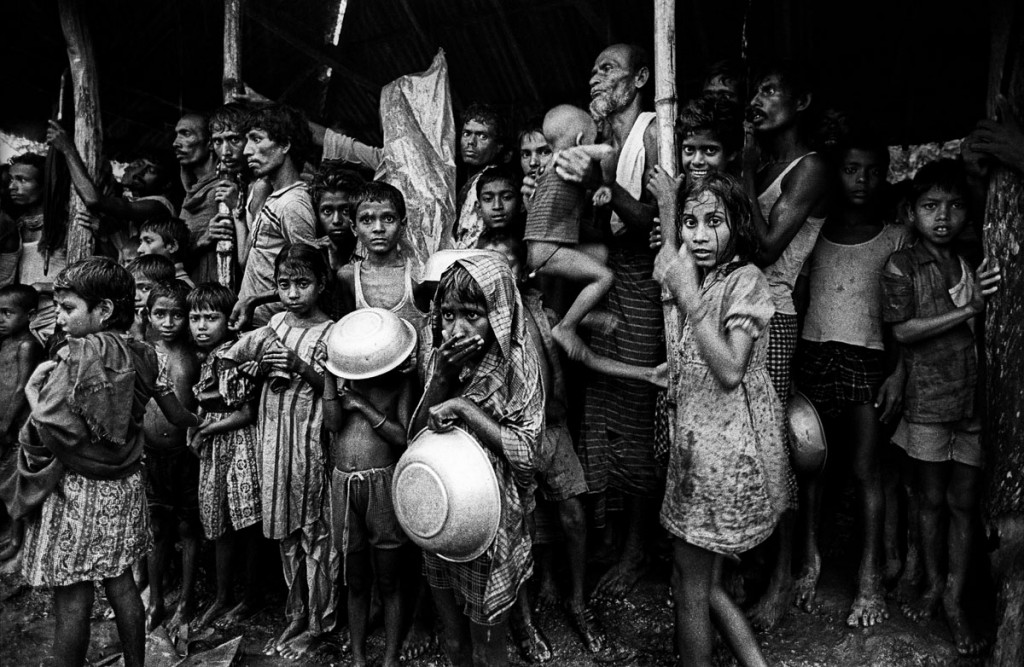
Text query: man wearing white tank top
741 61 830 632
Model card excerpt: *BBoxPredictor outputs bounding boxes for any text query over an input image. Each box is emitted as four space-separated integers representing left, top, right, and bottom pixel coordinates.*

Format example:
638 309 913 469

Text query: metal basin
325 307 417 380
393 427 501 562
787 391 828 474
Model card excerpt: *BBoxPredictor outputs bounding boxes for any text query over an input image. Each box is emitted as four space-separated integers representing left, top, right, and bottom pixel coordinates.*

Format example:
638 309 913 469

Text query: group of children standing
0 51 1007 667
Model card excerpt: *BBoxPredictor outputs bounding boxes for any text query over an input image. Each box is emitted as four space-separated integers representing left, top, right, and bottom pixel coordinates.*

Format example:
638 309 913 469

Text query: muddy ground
0 516 993 667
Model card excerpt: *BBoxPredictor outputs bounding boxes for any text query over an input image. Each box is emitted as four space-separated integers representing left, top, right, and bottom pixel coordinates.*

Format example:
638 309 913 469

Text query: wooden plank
58 0 99 262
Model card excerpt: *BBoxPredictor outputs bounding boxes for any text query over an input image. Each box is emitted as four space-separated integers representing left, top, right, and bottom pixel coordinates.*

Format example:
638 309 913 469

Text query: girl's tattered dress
19 334 165 586
194 341 262 539
222 313 338 635
660 263 794 555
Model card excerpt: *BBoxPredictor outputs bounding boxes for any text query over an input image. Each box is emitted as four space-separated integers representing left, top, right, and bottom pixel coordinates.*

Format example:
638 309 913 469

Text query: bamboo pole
654 0 680 416
58 0 99 262
218 0 242 288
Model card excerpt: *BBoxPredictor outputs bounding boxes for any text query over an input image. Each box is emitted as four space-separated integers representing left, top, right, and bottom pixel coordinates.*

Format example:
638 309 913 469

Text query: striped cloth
579 247 665 498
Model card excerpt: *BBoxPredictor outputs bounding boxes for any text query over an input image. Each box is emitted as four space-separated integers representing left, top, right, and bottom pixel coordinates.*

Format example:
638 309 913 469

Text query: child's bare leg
895 453 923 602
673 538 715 667
903 461 947 621
469 617 511 667
881 447 903 586
593 495 655 602
748 510 795 631
401 571 437 660
847 404 889 627
709 556 768 667
145 513 170 631
430 585 473 667
373 548 404 667
53 581 94 667
511 585 552 663
558 495 605 652
942 462 986 655
105 568 146 667
347 549 373 666
794 472 822 613
168 515 201 633
196 531 236 629
267 535 309 654
215 525 263 628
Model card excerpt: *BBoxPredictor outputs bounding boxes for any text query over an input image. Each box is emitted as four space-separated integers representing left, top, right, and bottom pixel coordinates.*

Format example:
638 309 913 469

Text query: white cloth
757 153 825 315
609 111 656 236
948 256 976 334
801 224 910 350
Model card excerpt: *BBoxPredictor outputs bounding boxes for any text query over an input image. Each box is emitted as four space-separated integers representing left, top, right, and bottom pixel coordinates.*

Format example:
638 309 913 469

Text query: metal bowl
393 427 501 562
325 308 417 380
787 391 828 475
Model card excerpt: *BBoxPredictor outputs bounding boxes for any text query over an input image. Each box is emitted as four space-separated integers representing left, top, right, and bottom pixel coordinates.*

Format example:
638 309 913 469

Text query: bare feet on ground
591 552 647 603
512 616 553 663
894 548 922 603
399 621 435 662
212 598 261 630
193 597 232 630
535 575 561 613
145 602 166 633
847 578 889 627
278 630 318 661
794 552 822 613
264 617 307 655
568 602 606 653
942 591 988 656
747 575 795 631
901 586 942 622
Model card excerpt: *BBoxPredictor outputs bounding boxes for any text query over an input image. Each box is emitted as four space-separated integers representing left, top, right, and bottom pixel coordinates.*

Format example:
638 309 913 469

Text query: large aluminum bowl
393 427 501 563
325 308 417 380
787 391 828 474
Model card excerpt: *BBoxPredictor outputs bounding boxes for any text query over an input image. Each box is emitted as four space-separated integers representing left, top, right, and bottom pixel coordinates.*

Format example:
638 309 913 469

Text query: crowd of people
0 41 1022 667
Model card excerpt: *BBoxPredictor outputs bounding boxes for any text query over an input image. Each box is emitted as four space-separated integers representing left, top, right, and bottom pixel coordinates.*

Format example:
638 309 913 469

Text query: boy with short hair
127 255 176 339
411 253 542 667
323 330 415 667
13 257 201 667
137 218 194 287
882 160 1000 657
141 280 203 635
337 181 424 328
0 284 44 559
524 104 618 360
475 166 524 237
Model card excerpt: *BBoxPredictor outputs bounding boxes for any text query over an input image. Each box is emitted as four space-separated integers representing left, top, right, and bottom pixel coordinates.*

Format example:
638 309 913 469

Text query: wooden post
217 0 242 288
983 0 1024 663
58 0 99 262
654 0 680 400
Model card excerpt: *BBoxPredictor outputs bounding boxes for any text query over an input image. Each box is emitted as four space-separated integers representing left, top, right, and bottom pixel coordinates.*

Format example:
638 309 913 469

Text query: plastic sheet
379 49 457 278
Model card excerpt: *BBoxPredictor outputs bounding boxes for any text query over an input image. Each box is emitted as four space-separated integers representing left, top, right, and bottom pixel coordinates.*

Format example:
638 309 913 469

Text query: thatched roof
2 0 991 160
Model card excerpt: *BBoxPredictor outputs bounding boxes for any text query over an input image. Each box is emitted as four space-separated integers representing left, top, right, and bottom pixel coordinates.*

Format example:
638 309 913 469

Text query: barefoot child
222 243 338 660
141 280 203 634
523 104 618 359
654 173 793 667
411 253 543 667
0 285 44 559
882 160 1001 656
187 284 263 631
137 218 195 287
15 257 201 667
323 310 416 667
793 138 909 627
338 181 424 328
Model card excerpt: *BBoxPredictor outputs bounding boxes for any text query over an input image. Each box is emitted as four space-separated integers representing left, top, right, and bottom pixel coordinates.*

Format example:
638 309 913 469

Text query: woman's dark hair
679 172 759 262
273 242 331 286
53 256 136 331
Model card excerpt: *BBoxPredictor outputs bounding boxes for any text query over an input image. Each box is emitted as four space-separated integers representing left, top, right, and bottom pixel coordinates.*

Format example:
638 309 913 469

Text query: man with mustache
556 43 665 603
174 113 222 284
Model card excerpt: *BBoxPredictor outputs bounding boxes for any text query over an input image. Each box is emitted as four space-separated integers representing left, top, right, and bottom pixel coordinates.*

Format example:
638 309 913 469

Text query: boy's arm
744 154 830 266
229 290 280 331
1 340 45 435
577 346 667 388
577 144 618 185
322 371 345 433
336 265 357 315
338 382 411 449
47 121 171 224
153 391 202 429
